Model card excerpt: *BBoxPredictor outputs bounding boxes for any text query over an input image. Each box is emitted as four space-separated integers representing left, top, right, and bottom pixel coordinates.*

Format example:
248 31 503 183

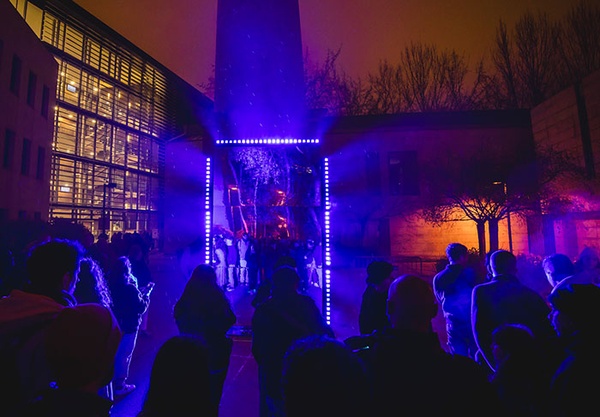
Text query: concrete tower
214 0 306 139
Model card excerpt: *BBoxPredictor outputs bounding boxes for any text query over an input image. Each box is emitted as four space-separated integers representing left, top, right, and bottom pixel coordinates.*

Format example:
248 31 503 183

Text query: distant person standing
107 256 151 396
237 232 251 286
433 243 479 358
471 250 555 373
358 261 394 335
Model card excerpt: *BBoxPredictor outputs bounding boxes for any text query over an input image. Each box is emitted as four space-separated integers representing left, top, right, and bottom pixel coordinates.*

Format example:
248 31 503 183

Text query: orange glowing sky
74 0 579 92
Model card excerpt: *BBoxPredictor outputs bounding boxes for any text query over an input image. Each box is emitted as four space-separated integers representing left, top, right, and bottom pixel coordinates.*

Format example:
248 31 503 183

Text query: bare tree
558 1 600 85
359 42 486 114
303 47 362 116
419 141 584 256
484 2 600 109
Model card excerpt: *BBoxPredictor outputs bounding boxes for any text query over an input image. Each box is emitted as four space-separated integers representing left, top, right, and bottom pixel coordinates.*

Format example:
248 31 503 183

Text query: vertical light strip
204 157 212 264
323 157 332 325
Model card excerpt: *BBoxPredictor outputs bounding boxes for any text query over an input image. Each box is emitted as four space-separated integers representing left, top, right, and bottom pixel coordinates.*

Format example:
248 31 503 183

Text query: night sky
74 0 579 94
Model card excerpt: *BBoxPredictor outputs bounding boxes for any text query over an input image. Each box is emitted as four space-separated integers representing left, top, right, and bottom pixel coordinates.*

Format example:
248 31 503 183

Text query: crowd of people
211 232 322 294
1 231 600 417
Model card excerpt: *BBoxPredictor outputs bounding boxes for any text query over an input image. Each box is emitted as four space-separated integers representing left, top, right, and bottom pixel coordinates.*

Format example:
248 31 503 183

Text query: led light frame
213 138 331 324
204 157 212 264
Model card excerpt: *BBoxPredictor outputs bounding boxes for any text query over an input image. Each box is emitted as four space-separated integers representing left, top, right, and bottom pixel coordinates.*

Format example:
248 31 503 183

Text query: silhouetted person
18 304 122 417
490 323 552 417
252 255 297 309
542 253 575 295
282 335 372 417
129 243 154 337
547 284 600 417
137 335 213 417
0 238 84 416
433 243 478 358
236 232 252 286
87 233 116 276
347 274 498 417
174 264 236 416
252 266 334 417
563 247 599 286
107 256 150 396
358 260 394 335
471 250 555 373
73 257 115 400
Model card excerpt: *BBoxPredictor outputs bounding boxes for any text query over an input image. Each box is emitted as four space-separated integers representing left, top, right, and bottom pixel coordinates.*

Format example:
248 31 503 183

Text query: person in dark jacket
107 256 150 396
347 274 499 417
138 335 213 417
18 304 122 417
547 283 600 417
358 260 394 335
252 266 334 417
471 250 555 373
433 243 479 358
173 264 236 417
0 238 84 416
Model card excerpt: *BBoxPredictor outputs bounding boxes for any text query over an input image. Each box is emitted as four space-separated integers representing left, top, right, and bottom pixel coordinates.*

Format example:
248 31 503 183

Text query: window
365 151 381 195
389 151 419 196
41 85 50 117
27 71 37 107
10 55 22 96
21 138 31 176
3 129 15 169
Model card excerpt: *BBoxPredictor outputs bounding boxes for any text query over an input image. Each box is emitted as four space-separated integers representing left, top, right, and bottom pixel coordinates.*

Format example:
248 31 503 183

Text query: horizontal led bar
215 138 320 145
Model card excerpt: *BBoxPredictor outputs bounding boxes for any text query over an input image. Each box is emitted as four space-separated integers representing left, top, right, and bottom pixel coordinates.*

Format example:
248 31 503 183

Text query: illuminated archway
204 138 331 324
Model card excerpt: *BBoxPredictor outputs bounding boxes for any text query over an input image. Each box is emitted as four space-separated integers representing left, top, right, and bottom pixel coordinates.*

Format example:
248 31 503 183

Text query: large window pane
54 157 75 204
125 171 139 210
80 72 100 113
64 25 84 60
96 121 112 162
126 133 140 169
54 108 77 154
79 116 97 159
98 79 114 119
113 128 126 167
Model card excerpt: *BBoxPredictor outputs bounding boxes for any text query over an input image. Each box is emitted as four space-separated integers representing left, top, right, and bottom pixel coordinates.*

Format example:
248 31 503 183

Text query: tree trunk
476 221 486 257
488 218 499 253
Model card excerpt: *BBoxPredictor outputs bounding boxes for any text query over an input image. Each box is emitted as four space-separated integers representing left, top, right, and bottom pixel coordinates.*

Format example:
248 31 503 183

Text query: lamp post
505 184 514 253
102 182 117 235
494 181 513 253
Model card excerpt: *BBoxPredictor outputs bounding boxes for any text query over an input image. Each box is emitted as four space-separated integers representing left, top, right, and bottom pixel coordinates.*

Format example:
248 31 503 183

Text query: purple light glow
205 157 212 264
215 138 319 145
323 157 331 324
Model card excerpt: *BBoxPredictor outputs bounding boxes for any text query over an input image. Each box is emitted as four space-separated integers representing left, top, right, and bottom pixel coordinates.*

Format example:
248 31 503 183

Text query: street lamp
102 182 117 235
494 181 513 253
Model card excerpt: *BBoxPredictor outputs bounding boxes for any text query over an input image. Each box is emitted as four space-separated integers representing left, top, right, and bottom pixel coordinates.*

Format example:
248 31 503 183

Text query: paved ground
109 251 444 417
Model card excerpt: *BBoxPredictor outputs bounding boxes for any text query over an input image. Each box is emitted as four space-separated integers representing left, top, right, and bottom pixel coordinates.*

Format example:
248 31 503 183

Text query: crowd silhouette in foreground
1 233 599 417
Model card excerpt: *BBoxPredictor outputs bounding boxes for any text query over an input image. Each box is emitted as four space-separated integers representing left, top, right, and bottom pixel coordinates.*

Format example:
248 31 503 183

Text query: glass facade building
10 0 212 239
